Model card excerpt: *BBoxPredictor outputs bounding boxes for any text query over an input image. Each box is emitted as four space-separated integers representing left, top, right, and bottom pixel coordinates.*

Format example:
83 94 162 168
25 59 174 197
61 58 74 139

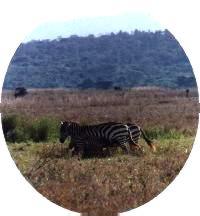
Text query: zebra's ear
60 121 63 125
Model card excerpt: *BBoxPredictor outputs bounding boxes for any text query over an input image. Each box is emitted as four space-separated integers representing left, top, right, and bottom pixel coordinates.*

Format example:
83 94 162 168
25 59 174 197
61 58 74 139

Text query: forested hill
3 30 196 89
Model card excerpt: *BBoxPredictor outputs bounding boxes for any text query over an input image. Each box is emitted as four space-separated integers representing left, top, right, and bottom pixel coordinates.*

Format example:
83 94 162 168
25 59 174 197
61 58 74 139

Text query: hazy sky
24 12 164 42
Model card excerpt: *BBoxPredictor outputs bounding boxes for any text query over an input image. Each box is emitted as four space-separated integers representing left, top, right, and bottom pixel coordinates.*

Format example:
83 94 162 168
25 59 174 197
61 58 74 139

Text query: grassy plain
1 88 199 215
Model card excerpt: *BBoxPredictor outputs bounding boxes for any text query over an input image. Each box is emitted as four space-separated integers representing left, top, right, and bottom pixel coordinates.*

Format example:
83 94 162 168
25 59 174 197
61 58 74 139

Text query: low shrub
1 115 59 143
2 115 18 135
1 115 27 142
28 119 49 142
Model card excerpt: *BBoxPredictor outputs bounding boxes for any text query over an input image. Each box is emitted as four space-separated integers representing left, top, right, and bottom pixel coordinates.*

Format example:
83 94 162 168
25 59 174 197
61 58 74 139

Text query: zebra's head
59 121 72 143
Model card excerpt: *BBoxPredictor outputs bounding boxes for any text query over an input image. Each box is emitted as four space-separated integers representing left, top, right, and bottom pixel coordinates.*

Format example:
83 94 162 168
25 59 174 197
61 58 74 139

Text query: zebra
127 123 156 152
68 135 110 158
59 121 134 156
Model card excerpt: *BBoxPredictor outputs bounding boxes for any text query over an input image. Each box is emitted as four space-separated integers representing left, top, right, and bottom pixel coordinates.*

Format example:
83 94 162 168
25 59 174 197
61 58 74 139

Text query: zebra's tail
140 128 156 152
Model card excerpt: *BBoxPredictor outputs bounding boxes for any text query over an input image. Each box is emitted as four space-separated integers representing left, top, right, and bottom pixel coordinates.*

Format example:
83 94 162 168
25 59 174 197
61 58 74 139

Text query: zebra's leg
76 145 85 159
102 147 111 157
119 143 130 154
128 138 144 156
68 147 74 157
130 143 144 156
129 141 142 152
111 138 130 155
68 140 76 157
106 147 112 156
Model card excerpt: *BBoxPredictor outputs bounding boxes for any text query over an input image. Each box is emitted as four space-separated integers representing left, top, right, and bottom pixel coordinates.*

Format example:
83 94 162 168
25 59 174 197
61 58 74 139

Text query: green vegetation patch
145 127 187 140
2 115 59 143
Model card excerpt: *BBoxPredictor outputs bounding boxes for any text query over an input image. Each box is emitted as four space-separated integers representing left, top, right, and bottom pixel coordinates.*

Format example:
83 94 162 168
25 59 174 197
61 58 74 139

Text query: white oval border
0 1 200 216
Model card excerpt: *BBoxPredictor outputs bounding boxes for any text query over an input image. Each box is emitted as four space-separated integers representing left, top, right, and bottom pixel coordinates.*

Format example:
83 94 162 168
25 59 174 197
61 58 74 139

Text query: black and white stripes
127 123 156 151
59 121 155 158
60 122 133 155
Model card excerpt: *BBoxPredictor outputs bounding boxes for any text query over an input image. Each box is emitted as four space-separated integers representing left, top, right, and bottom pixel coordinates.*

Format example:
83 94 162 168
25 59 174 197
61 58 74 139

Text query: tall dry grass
8 138 193 215
1 88 199 134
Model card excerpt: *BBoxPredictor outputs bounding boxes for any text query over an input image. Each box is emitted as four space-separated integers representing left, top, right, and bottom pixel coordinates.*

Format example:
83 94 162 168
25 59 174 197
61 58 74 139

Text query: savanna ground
0 87 199 216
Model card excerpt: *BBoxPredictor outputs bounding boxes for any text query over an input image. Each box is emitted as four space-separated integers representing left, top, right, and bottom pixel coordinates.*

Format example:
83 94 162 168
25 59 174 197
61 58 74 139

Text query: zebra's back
82 122 132 143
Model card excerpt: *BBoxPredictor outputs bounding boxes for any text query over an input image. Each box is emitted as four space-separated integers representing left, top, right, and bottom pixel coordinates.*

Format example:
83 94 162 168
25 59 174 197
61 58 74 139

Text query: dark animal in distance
14 87 27 98
114 86 122 91
185 89 190 98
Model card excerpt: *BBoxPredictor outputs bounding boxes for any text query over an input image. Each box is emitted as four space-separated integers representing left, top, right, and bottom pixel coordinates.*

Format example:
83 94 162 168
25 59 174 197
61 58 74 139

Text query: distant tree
14 87 27 98
95 81 113 89
114 86 122 91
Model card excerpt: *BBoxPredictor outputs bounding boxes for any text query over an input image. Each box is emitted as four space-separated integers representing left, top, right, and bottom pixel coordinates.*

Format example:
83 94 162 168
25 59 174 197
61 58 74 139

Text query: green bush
2 115 18 135
28 118 52 142
13 127 28 142
1 115 59 143
1 115 29 142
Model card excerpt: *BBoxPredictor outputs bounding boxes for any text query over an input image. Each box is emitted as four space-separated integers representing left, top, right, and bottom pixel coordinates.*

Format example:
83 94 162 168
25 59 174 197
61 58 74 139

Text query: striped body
127 123 142 145
127 123 155 151
60 121 133 156
60 121 155 158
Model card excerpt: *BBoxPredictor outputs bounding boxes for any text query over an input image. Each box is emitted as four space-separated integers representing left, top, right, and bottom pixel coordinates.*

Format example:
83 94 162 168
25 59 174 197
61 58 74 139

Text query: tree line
3 29 196 89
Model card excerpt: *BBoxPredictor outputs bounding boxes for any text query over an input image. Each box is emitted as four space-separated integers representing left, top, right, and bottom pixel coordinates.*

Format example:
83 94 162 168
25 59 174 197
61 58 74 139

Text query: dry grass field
0 87 199 215
1 88 199 131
